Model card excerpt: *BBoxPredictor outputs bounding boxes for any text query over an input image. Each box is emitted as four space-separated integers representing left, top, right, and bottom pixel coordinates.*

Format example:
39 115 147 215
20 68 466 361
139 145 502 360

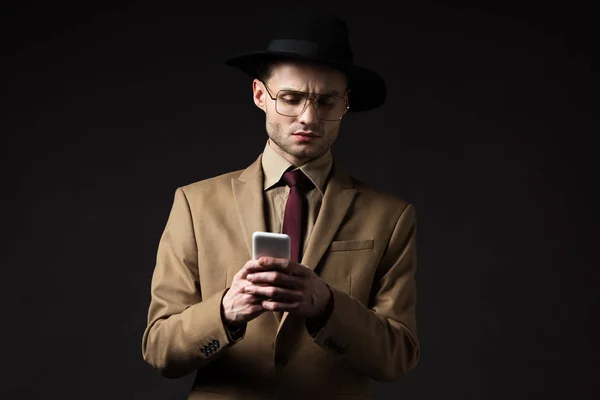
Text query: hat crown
266 10 354 64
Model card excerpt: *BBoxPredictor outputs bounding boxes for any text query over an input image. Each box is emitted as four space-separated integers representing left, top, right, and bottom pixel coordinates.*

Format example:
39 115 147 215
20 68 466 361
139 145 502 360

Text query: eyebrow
280 87 343 96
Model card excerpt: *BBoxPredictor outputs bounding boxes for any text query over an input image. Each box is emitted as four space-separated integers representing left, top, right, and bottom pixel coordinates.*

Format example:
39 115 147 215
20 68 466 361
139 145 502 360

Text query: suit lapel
277 163 357 333
301 163 357 271
231 155 267 259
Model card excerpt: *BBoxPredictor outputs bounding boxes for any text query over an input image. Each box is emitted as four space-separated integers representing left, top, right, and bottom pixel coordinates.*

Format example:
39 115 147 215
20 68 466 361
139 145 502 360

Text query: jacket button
275 355 288 366
212 339 220 348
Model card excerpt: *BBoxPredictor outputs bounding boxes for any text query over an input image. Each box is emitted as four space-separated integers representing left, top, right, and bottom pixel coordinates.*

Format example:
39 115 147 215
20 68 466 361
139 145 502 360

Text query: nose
297 99 319 125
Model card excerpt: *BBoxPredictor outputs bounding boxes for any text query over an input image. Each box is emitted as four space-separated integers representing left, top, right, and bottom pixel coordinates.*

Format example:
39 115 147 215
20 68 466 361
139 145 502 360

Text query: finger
242 293 265 305
243 257 285 274
238 260 261 278
246 271 302 288
239 258 287 276
267 257 310 277
253 257 306 276
244 285 303 302
259 256 290 270
261 300 301 312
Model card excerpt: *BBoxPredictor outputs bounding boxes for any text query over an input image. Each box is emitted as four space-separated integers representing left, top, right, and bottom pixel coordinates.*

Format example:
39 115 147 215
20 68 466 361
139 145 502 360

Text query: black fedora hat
225 9 386 112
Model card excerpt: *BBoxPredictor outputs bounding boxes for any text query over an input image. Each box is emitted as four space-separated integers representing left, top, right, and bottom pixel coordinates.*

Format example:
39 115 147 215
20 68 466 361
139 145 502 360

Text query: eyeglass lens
276 90 347 121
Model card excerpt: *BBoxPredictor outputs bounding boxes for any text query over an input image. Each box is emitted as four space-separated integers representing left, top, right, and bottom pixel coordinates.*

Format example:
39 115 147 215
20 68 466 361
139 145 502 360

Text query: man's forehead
269 62 347 91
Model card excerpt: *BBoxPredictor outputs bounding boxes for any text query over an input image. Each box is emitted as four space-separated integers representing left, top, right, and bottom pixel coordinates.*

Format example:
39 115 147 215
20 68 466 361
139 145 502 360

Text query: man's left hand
243 256 332 318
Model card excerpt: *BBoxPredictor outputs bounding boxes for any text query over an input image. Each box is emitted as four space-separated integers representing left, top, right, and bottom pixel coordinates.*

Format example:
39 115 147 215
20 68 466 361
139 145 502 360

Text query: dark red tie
281 170 313 263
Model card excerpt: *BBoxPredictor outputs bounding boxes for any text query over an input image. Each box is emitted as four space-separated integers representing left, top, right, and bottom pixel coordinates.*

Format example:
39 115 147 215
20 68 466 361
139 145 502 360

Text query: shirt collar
261 139 332 195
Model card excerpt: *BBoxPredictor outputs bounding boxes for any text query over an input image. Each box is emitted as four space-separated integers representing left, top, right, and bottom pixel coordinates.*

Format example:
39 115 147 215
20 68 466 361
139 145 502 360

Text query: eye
279 92 305 104
316 95 337 107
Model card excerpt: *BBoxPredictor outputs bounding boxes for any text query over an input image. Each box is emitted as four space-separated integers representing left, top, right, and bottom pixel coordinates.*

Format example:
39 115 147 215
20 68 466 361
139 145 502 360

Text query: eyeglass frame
259 79 350 121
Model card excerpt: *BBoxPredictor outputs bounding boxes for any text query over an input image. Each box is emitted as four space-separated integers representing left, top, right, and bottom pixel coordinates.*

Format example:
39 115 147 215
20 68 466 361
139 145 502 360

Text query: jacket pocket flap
329 239 374 252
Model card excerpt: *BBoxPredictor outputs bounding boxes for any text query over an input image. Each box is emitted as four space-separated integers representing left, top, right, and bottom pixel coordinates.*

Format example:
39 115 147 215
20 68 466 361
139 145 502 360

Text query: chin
293 146 324 158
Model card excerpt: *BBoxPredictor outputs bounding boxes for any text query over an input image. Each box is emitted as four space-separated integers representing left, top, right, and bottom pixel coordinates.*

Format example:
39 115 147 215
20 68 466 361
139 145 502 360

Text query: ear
252 79 267 112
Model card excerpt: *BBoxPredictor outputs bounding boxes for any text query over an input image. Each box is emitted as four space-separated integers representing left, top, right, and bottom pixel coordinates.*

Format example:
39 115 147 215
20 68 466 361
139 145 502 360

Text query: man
142 9 419 400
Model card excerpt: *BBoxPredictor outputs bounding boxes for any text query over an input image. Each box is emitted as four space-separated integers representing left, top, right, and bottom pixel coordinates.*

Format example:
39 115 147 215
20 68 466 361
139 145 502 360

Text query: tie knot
282 170 313 193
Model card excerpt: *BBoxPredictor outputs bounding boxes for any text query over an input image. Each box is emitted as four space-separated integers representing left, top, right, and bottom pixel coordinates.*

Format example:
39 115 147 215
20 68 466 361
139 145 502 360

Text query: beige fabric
141 147 419 399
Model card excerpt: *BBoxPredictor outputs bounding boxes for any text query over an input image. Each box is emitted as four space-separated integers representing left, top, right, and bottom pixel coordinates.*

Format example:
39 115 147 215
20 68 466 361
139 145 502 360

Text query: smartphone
252 231 290 260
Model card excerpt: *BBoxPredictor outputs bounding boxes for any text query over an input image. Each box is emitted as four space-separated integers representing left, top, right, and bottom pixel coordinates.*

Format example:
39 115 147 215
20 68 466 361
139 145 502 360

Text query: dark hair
255 55 285 81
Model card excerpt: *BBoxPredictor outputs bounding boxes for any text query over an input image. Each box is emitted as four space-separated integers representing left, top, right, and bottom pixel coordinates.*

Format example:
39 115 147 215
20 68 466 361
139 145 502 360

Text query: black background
1 1 598 399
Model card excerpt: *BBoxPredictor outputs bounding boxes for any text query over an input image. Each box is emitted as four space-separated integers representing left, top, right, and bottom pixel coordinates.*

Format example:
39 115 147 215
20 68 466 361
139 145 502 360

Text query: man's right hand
221 259 271 328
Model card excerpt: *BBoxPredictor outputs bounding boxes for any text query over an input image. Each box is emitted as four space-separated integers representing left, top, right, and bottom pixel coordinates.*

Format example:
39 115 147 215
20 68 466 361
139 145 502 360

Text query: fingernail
247 274 254 280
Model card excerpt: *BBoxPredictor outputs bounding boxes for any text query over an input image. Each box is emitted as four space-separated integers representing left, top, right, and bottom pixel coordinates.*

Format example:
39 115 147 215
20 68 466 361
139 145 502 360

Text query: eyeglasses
260 80 349 121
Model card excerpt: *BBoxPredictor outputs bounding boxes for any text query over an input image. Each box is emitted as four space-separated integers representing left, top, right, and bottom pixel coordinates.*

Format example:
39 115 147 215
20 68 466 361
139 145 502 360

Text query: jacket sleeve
310 203 419 382
141 187 244 379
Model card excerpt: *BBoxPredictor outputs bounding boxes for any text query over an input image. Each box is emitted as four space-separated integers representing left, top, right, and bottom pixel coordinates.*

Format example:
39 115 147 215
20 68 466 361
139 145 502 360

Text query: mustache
289 126 321 136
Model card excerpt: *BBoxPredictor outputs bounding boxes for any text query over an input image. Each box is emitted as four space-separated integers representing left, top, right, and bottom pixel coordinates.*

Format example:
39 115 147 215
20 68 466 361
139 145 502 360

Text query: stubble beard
265 120 337 164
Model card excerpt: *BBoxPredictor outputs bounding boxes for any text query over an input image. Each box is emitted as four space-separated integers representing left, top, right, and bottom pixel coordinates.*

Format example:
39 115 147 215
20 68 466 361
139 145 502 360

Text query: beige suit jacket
142 153 419 399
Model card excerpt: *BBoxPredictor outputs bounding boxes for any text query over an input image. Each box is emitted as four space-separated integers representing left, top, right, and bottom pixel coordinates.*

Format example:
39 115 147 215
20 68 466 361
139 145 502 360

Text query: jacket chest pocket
319 239 375 305
329 239 374 252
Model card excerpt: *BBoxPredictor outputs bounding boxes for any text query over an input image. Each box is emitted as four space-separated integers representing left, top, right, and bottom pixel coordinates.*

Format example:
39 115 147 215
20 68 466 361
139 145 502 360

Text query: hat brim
225 50 386 112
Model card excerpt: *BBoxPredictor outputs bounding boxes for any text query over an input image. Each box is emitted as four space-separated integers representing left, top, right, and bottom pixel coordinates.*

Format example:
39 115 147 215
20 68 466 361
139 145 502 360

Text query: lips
293 131 320 137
